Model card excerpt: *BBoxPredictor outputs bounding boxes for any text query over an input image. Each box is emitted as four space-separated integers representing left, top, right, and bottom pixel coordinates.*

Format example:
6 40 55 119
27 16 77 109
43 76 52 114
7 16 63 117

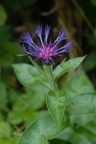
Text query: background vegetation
0 0 96 144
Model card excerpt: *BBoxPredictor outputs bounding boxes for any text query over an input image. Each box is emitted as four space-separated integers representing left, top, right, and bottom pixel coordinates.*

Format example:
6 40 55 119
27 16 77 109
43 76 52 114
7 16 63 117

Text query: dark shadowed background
0 0 96 143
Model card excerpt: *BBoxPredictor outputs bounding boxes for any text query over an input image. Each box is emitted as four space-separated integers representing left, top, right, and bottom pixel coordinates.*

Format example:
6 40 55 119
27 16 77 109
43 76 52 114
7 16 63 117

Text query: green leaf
57 126 74 141
67 93 96 116
84 120 96 136
8 110 48 126
47 90 67 124
0 5 7 25
8 109 48 127
76 126 96 143
18 115 68 144
70 115 94 127
8 89 46 125
65 71 94 98
0 121 12 138
12 64 49 93
25 110 49 127
65 72 95 123
8 109 36 125
13 89 45 111
69 133 91 144
53 56 86 81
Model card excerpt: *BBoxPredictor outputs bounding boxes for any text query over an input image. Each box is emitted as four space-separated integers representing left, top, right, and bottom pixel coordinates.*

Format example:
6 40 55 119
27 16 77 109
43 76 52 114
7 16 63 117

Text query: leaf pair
12 63 49 93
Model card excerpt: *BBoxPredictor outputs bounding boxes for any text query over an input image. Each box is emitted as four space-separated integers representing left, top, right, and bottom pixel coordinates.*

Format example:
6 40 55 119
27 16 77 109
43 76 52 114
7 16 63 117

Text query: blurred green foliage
0 0 96 144
0 5 7 25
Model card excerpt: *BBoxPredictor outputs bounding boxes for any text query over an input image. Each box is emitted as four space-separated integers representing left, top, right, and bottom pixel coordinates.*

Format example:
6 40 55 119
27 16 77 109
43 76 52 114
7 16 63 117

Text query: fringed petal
35 25 44 46
57 41 74 53
21 32 38 49
53 29 67 46
45 25 50 43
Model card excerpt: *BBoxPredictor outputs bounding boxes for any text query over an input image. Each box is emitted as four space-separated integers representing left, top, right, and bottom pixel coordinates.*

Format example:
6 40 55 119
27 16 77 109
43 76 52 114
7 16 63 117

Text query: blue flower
20 25 73 64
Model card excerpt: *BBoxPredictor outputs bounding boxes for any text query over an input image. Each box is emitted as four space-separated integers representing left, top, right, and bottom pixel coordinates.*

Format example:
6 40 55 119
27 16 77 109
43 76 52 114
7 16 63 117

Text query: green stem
28 56 44 75
43 65 57 91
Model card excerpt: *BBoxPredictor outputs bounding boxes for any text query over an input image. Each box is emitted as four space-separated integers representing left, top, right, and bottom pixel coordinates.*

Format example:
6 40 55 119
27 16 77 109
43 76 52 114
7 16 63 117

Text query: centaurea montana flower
20 25 73 64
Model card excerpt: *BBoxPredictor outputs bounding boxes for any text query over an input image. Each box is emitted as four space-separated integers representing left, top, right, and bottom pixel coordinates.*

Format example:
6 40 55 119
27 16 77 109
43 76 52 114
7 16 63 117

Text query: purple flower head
20 25 73 64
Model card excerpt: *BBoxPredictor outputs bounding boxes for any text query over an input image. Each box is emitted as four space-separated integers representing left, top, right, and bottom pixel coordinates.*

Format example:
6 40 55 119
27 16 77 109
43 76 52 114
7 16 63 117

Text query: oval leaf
47 90 67 124
18 115 68 144
69 133 91 144
53 56 86 81
76 127 96 143
12 64 49 93
67 93 96 116
65 71 94 98
84 120 96 136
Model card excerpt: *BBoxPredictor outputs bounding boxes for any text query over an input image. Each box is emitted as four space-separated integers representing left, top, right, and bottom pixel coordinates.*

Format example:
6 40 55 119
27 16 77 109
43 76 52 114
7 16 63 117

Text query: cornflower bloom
20 25 73 64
